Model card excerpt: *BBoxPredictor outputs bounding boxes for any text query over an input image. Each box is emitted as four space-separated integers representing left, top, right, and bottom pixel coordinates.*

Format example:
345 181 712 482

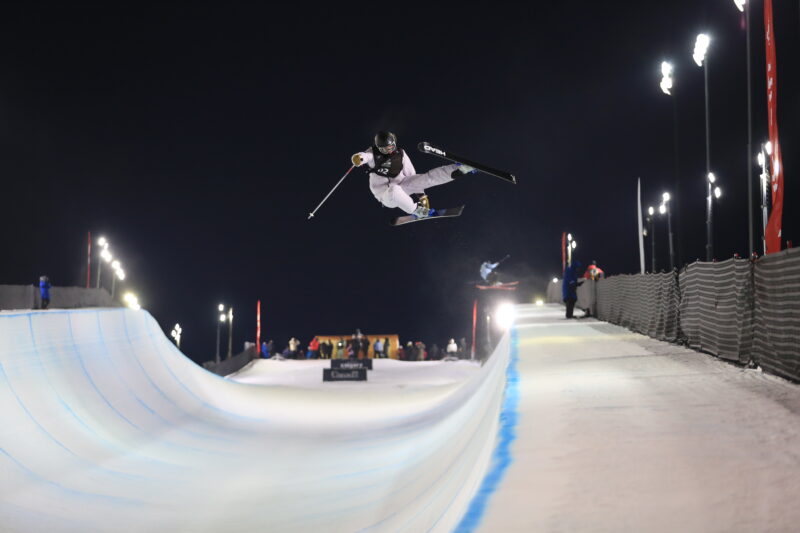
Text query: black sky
2 1 798 363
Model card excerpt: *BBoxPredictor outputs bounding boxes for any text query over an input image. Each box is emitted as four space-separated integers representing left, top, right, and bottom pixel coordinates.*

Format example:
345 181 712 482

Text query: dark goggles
377 143 396 155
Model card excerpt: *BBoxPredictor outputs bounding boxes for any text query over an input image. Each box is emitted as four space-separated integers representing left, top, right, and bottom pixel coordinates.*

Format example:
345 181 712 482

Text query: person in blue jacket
561 261 583 319
39 275 51 309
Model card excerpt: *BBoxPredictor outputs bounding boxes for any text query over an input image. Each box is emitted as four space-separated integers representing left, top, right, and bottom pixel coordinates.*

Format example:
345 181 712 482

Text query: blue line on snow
453 328 520 533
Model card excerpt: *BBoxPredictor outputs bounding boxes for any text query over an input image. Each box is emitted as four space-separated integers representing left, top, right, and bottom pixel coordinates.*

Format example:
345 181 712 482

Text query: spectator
373 337 384 359
397 344 405 360
459 337 468 357
361 335 371 359
562 260 584 319
583 260 605 280
289 337 301 358
261 341 269 358
383 337 390 358
430 343 440 360
266 339 275 358
307 336 320 359
320 339 332 359
39 276 51 309
446 338 458 357
406 341 415 361
336 338 345 358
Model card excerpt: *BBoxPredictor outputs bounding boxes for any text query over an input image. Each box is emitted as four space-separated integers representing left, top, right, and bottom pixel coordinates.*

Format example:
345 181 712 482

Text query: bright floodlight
662 192 671 202
494 302 516 330
648 206 655 216
218 303 224 312
101 249 112 262
116 269 125 281
708 172 716 183
693 34 710 66
535 299 544 306
765 141 773 155
659 204 667 214
552 277 559 283
733 0 745 12
111 260 121 270
660 61 673 95
219 313 226 322
571 241 577 250
567 233 572 241
123 292 140 310
714 187 722 199
98 237 107 247
757 152 765 167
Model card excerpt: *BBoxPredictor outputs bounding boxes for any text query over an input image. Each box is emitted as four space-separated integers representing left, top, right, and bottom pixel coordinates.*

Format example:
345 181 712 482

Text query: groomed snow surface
2 304 800 532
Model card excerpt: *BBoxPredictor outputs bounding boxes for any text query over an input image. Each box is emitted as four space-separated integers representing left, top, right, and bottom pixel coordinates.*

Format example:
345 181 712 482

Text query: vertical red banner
561 232 566 273
256 300 261 357
764 0 784 254
86 231 92 288
471 299 477 360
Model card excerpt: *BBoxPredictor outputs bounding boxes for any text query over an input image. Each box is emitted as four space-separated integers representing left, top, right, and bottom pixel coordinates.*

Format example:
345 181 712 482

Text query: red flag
256 300 261 356
764 0 784 254
561 232 567 273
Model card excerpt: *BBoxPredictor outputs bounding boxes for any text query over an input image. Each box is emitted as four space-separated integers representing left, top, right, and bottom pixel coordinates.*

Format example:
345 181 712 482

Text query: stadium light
170 323 182 349
494 302 516 330
660 61 673 95
552 277 558 283
714 187 722 199
693 34 710 67
732 0 745 12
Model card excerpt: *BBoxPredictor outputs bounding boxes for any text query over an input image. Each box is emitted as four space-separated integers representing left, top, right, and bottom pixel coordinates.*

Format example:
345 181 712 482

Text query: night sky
2 2 798 363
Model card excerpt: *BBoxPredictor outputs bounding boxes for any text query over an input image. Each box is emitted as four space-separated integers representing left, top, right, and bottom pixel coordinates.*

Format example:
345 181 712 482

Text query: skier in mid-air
480 260 501 285
351 131 476 219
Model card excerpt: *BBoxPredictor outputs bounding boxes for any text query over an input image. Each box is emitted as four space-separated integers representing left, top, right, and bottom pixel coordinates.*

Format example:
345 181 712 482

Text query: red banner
471 299 477 360
256 300 261 356
561 232 567 272
764 0 784 254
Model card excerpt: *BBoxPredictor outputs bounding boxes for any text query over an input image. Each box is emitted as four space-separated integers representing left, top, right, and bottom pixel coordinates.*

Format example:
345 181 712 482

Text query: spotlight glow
494 303 516 330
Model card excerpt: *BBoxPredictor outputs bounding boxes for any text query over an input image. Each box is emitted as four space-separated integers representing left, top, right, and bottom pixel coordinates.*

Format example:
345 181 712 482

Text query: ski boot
412 195 437 219
451 163 477 179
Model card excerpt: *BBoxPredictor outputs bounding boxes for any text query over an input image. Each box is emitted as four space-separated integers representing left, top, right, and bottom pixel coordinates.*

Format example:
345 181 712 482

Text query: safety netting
753 247 800 381
587 249 800 383
596 272 679 342
678 258 754 364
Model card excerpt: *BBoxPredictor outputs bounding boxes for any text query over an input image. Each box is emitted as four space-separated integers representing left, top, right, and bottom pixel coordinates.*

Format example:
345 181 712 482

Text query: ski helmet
374 131 397 154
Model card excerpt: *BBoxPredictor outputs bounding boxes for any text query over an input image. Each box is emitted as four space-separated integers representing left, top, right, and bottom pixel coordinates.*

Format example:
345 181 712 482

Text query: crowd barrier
584 247 800 382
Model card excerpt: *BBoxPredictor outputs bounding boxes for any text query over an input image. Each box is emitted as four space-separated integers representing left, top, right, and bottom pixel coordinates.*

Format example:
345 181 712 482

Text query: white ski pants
368 164 460 214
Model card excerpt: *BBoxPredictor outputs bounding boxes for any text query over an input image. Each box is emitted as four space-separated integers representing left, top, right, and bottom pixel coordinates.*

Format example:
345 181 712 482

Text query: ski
391 205 465 226
475 281 519 291
418 142 516 184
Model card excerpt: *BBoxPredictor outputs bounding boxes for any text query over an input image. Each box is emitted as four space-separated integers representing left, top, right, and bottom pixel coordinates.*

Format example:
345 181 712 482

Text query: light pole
216 304 225 364
566 233 577 265
96 237 109 289
110 260 125 299
170 324 182 349
707 172 723 259
694 33 713 260
645 206 656 272
660 192 675 271
227 307 234 359
732 0 755 256
660 60 683 268
757 143 771 254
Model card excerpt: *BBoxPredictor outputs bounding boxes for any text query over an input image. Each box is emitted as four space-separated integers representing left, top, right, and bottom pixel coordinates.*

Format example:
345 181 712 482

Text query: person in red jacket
307 336 320 359
583 260 605 280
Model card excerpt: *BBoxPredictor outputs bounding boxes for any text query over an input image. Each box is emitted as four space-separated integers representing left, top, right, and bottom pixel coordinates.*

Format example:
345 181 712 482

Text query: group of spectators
562 260 605 319
260 331 471 361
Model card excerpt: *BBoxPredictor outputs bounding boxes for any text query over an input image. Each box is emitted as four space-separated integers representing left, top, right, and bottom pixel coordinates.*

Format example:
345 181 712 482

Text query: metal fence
590 248 800 383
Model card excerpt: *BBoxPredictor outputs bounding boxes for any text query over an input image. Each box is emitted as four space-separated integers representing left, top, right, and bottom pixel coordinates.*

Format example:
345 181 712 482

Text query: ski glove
351 153 364 167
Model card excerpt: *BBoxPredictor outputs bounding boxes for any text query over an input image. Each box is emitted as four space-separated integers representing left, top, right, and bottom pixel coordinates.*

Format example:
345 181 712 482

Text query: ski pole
499 254 511 264
307 165 356 220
